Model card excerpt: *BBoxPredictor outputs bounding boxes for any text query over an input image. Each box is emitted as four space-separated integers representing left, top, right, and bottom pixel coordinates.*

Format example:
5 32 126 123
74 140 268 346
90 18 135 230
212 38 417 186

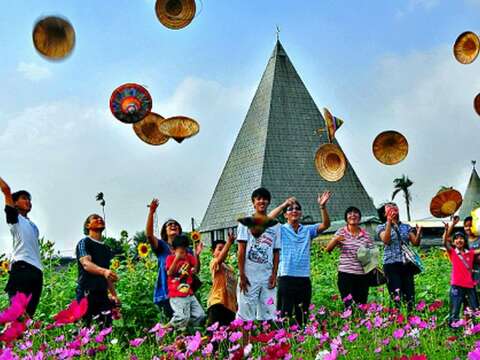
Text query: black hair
172 234 190 249
160 219 183 241
464 216 473 223
251 187 271 203
453 231 469 249
12 190 31 203
211 240 226 252
377 202 398 223
344 206 362 221
83 213 103 235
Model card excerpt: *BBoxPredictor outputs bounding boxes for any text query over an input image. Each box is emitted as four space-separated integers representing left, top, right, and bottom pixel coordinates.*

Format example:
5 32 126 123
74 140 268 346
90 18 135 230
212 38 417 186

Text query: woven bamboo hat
315 143 346 182
32 16 75 60
237 215 278 238
372 131 409 165
429 187 463 218
453 31 480 64
474 93 480 116
158 116 199 143
322 108 344 143
133 112 170 145
109 83 152 124
155 0 196 30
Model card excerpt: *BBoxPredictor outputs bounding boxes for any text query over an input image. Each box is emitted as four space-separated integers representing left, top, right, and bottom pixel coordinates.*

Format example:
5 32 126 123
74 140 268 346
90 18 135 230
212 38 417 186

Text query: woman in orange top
207 231 237 326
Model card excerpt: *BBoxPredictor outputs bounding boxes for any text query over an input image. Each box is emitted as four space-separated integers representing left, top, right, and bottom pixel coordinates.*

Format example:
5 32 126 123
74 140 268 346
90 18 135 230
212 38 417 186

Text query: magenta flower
340 308 352 319
382 337 391 345
342 294 352 302
393 328 405 339
53 298 88 325
187 331 202 353
416 300 426 311
0 321 26 343
470 348 480 360
202 343 213 356
0 293 31 324
129 337 145 347
347 333 358 342
228 331 242 343
374 347 382 353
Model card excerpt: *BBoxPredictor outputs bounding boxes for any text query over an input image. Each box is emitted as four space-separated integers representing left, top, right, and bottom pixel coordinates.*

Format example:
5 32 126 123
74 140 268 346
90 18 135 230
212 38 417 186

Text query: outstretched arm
317 191 331 233
80 255 118 281
442 222 452 250
146 199 159 250
211 230 235 270
379 208 395 245
268 197 297 219
326 234 344 252
0 177 14 207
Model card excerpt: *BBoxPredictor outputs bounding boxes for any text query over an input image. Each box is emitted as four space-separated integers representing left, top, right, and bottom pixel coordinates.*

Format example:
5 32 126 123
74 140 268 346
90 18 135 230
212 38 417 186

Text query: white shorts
236 281 276 321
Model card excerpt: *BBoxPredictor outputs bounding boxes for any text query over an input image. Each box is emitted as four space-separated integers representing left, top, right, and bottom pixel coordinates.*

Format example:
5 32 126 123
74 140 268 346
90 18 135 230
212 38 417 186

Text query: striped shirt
335 226 373 275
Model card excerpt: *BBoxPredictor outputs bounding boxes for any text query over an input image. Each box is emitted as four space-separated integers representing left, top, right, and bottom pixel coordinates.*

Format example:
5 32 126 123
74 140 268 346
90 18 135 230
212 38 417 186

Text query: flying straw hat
237 215 278 238
322 108 344 143
32 16 75 60
155 0 196 30
158 116 199 143
315 143 347 182
429 187 463 218
471 207 480 236
453 31 480 64
133 112 170 145
474 93 480 116
109 83 152 124
372 131 409 165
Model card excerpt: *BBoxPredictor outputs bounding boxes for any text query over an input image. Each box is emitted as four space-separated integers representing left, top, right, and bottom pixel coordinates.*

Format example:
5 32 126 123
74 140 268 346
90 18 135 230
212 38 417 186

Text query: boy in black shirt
76 214 119 327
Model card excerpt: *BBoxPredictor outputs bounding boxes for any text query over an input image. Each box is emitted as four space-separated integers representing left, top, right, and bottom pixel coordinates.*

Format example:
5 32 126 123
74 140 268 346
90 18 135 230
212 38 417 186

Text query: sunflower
0 261 8 273
137 243 150 258
110 258 120 271
191 231 201 242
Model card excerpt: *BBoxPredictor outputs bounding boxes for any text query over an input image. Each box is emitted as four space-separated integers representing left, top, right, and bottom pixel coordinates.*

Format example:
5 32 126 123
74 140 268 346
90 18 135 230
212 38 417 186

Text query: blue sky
1 0 480 255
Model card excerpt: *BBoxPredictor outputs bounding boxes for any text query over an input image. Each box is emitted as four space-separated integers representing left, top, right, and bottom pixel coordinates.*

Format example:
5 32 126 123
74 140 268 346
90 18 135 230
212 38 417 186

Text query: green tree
392 175 414 221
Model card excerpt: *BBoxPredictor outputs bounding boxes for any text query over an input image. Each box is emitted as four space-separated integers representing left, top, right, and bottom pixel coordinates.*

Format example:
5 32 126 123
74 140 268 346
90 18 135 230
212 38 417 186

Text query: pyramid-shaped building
200 41 378 241
459 161 480 219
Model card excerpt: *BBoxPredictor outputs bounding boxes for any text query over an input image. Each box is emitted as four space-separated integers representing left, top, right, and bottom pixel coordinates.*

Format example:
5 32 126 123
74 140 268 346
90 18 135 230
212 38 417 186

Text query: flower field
0 239 479 360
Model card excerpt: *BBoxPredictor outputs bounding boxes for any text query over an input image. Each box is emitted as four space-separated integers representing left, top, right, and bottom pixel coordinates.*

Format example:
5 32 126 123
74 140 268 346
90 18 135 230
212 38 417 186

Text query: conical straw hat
133 112 170 145
322 108 344 143
155 0 196 30
474 93 480 116
237 215 278 238
429 187 463 218
315 143 346 182
372 131 409 165
32 16 75 60
109 83 152 124
453 31 480 64
158 116 199 143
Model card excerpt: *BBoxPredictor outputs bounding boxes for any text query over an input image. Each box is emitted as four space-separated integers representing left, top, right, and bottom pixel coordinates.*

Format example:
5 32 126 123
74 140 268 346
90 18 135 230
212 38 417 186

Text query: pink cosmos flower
129 337 145 347
229 331 242 343
410 355 427 360
0 293 31 324
347 333 358 342
468 349 480 360
374 347 382 353
416 300 426 311
202 343 213 356
382 337 391 345
187 331 202 353
53 298 88 325
0 321 26 343
393 328 405 339
340 308 352 319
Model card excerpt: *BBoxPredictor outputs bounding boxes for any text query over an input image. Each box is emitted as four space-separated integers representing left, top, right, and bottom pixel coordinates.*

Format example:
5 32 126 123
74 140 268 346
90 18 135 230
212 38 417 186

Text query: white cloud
16 62 52 81
395 0 439 18
0 77 251 255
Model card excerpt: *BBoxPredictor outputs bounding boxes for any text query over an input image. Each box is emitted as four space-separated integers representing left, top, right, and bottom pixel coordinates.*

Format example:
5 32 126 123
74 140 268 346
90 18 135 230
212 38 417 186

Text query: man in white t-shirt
237 187 281 321
0 177 43 317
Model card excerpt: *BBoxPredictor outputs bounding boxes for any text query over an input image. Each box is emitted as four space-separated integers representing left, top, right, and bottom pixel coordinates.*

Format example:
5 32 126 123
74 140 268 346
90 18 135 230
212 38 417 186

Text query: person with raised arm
269 192 331 325
207 230 237 326
76 214 119 327
376 203 422 311
0 177 43 317
146 198 202 320
443 218 480 326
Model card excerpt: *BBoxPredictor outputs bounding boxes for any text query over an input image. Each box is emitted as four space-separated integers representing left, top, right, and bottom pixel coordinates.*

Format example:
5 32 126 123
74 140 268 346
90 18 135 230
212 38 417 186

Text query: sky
1 0 480 256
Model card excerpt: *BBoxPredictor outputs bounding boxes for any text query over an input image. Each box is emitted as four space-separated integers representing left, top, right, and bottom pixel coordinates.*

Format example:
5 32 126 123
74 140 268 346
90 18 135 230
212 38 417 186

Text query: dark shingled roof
459 162 480 219
200 41 377 232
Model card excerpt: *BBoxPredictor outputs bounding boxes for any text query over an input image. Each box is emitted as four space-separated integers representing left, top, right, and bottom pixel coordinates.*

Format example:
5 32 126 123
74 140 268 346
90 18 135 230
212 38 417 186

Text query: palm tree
392 175 414 221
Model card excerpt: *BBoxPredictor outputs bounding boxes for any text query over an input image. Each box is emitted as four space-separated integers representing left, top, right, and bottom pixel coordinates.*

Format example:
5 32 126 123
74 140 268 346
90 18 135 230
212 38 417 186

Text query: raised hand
318 191 332 207
195 241 204 256
415 224 422 235
148 198 159 213
227 229 236 243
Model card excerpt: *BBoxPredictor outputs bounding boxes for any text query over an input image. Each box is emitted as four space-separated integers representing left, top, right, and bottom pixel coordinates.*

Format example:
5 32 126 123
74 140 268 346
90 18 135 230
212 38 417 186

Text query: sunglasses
286 206 302 212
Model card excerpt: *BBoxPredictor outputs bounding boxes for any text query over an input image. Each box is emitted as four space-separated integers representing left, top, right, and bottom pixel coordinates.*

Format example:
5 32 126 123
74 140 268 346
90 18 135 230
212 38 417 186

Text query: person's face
346 210 361 226
213 243 225 258
464 220 473 237
285 204 302 223
87 215 105 233
253 196 269 214
166 221 181 237
175 247 187 258
14 195 31 213
454 235 466 250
